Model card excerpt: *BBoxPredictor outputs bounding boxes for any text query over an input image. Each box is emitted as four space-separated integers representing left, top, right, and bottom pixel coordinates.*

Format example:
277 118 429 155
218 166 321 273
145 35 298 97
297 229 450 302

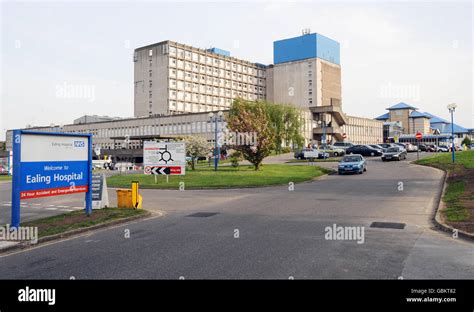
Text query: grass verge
415 150 474 232
107 164 331 189
0 175 11 181
286 157 342 163
22 208 147 238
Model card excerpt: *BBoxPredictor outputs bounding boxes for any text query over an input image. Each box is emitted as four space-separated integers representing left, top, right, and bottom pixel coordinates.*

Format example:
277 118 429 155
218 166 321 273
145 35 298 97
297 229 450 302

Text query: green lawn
286 157 342 163
107 164 331 189
416 150 473 223
0 175 11 181
22 208 147 238
416 150 474 171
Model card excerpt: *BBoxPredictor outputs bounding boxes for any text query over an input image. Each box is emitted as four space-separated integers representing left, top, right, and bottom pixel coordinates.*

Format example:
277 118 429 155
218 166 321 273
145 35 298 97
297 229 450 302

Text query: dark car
381 147 407 161
346 145 383 157
418 144 427 152
338 154 367 175
369 144 387 152
379 143 397 150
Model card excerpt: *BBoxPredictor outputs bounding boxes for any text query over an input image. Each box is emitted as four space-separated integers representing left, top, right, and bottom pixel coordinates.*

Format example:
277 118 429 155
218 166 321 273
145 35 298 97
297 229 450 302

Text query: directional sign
415 132 423 141
143 142 186 175
11 130 92 227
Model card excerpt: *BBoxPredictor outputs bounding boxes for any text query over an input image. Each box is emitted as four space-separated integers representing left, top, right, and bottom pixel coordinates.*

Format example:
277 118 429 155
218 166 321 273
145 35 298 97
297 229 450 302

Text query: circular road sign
416 132 423 140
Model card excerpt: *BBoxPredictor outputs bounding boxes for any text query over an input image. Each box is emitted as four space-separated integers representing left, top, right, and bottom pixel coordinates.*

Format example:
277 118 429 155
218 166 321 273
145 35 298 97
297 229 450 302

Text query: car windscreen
386 148 399 152
342 156 361 162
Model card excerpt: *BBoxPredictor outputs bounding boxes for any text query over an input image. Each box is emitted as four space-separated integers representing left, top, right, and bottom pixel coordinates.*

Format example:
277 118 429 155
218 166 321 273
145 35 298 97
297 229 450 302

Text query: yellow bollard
131 181 142 209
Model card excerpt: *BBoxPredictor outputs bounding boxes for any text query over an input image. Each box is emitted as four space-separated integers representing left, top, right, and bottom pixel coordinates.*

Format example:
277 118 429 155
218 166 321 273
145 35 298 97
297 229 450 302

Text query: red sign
20 185 88 199
415 132 423 140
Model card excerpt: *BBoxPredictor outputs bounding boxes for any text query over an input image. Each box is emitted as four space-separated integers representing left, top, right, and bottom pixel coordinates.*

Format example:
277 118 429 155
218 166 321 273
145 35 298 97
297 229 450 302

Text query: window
149 49 153 56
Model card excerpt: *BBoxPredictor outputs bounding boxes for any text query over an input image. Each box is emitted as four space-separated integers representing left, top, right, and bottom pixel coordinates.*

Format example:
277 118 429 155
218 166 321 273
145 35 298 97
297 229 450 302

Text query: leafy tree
185 135 211 170
266 102 304 153
227 99 275 170
461 136 472 147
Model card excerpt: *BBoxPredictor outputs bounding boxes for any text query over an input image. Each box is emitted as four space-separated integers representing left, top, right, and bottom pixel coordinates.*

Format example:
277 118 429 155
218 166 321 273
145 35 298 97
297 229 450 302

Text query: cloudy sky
1 0 473 140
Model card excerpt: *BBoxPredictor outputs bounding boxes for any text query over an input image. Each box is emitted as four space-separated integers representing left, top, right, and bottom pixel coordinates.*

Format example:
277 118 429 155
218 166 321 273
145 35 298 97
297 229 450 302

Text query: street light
209 111 223 171
447 103 457 163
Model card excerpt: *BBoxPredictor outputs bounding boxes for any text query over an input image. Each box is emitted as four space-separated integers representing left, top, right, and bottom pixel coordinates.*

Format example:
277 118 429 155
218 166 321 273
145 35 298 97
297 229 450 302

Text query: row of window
168 46 263 75
169 91 263 103
169 69 265 86
169 80 265 93
169 58 265 78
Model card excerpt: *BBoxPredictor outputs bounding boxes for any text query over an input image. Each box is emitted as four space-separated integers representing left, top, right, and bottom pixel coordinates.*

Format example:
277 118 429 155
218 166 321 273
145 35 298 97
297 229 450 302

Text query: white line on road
45 207 58 210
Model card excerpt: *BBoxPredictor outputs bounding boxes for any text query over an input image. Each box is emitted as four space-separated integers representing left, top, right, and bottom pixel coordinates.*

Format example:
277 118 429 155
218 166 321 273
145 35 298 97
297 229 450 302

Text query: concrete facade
134 41 266 117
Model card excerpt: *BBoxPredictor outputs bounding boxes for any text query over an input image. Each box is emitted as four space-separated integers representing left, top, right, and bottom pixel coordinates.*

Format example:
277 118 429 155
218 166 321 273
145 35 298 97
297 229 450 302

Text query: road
0 153 472 279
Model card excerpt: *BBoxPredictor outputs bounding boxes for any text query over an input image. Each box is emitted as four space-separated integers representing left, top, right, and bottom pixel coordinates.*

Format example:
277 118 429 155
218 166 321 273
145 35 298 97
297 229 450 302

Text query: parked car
0 166 8 175
403 143 418 152
381 147 407 161
294 148 328 160
346 145 383 157
369 144 387 152
437 145 449 152
338 154 367 175
470 144 474 150
393 143 407 151
319 144 346 157
418 144 427 152
333 142 354 151
426 144 437 152
379 143 397 150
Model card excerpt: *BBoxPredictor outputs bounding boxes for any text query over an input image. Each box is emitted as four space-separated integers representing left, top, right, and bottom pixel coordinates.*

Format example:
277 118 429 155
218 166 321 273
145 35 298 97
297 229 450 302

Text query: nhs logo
74 141 85 148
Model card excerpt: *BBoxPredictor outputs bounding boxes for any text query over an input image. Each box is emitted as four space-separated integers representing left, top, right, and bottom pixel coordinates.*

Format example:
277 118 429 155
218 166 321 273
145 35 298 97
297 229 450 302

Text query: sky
1 0 473 140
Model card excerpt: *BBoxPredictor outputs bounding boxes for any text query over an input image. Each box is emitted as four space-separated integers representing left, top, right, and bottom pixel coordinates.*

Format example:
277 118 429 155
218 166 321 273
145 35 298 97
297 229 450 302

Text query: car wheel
370 152 375 156
364 166 367 172
338 171 342 175
334 152 339 157
359 170 363 174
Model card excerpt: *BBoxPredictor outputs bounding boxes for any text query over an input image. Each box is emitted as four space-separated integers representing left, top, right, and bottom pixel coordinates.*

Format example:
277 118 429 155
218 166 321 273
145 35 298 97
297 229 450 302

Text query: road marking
2 204 10 206
60 209 74 212
72 207 83 209
45 207 58 210
57 205 70 208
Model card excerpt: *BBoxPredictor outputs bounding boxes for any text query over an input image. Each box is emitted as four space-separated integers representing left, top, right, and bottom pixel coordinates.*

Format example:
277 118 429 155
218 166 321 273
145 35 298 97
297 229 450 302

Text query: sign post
11 130 92 228
415 132 423 161
143 142 186 180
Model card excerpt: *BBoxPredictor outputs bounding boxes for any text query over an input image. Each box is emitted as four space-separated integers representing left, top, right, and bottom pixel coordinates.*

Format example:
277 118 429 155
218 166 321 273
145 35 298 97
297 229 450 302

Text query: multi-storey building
134 41 266 117
6 32 388 161
375 102 470 144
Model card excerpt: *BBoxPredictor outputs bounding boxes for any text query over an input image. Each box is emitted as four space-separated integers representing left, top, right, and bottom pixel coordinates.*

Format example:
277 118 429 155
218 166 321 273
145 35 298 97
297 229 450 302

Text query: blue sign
11 130 93 228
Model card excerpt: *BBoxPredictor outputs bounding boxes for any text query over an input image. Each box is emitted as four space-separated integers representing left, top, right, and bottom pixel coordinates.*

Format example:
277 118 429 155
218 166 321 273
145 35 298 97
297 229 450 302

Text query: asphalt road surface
0 153 473 279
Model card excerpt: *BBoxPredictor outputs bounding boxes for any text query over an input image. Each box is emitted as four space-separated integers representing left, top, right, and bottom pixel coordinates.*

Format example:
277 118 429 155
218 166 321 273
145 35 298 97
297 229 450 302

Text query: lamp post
447 103 457 163
317 119 327 157
209 111 223 171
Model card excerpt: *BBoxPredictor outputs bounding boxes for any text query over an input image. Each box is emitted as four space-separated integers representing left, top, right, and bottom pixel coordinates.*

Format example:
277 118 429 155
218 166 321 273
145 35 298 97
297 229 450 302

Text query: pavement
0 152 472 279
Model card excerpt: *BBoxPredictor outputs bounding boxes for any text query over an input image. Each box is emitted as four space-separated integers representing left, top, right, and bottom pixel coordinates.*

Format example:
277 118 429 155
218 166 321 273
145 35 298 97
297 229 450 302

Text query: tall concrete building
134 33 383 145
134 41 267 117
267 32 381 144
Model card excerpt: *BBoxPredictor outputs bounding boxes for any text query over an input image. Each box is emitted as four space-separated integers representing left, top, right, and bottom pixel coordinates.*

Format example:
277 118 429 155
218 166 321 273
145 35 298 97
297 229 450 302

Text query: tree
227 99 275 170
185 135 211 170
461 136 472 147
266 102 304 153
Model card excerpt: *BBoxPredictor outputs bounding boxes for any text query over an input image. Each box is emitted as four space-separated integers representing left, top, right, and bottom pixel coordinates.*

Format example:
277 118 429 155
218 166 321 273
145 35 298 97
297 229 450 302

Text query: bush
281 147 291 153
230 151 243 167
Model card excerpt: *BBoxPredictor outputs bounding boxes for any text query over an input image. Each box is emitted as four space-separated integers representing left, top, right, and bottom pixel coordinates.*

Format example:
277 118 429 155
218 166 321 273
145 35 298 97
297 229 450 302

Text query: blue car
338 154 367 175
